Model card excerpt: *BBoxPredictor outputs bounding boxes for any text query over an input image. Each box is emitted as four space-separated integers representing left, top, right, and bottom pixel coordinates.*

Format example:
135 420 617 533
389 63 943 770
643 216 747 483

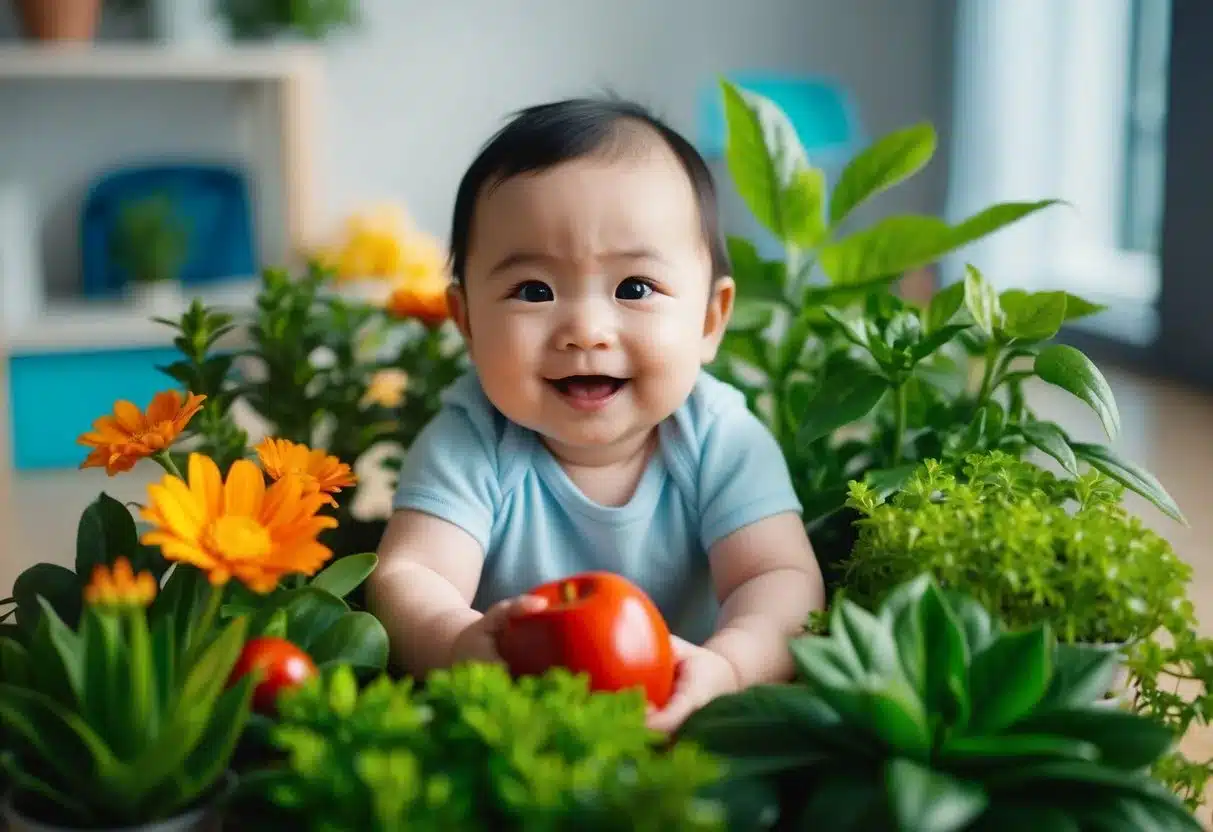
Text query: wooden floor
2 362 1212 820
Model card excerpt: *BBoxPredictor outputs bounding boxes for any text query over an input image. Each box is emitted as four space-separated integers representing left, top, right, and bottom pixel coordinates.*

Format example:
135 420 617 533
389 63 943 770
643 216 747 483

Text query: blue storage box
8 346 183 471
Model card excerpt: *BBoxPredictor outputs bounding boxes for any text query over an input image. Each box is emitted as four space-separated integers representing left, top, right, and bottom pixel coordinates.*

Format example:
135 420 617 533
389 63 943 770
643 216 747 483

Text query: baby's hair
448 95 732 284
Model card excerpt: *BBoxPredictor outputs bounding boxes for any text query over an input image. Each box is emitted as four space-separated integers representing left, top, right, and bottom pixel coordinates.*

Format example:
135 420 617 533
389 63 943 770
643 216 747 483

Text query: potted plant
109 193 190 313
230 662 730 830
0 557 255 830
14 0 102 41
679 573 1202 830
215 0 357 41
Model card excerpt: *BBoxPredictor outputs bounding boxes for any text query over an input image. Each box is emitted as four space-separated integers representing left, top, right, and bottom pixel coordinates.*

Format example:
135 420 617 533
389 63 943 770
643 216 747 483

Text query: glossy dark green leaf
679 684 856 776
152 564 211 650
863 681 933 756
967 626 1052 734
999 289 1068 342
885 757 988 832
1022 420 1080 477
972 804 1081 832
797 773 888 830
1034 345 1120 440
939 591 1000 655
795 371 889 449
309 612 389 671
829 122 936 225
277 587 349 651
1070 442 1185 524
0 636 30 687
12 563 82 636
917 584 971 729
1037 643 1122 711
939 734 1100 768
75 492 145 579
1010 708 1177 772
310 553 378 601
34 597 84 705
789 637 864 689
831 600 902 679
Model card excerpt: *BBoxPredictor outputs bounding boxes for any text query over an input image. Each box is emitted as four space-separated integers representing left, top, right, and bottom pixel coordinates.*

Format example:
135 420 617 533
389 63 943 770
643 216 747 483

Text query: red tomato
498 571 676 708
228 636 318 714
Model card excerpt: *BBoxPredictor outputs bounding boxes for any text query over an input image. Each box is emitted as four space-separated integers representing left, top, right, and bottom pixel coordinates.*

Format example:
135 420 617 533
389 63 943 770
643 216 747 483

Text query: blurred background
0 0 1207 630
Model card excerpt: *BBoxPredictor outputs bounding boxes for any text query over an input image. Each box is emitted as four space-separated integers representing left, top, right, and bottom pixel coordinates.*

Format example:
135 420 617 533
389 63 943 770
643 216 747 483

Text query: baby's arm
703 511 824 687
367 509 486 676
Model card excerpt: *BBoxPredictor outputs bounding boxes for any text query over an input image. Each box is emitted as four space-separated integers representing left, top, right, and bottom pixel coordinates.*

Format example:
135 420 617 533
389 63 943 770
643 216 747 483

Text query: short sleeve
697 402 803 551
391 403 502 552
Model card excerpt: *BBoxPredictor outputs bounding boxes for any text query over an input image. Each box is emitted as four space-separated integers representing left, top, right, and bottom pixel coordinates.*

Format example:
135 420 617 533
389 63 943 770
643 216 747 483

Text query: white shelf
0 43 320 82
2 279 260 354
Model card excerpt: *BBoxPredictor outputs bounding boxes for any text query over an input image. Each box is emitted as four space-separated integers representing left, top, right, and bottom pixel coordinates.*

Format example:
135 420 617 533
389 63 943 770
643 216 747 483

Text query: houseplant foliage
156 255 466 558
679 573 1202 831
0 558 255 828
233 663 728 830
708 78 1181 579
838 450 1213 809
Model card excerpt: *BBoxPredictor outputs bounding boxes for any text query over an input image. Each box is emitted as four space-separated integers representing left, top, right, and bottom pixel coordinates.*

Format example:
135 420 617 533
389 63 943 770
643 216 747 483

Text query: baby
368 96 825 732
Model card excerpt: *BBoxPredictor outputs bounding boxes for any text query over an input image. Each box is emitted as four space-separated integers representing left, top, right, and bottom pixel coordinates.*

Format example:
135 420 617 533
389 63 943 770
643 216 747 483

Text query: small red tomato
498 571 676 708
228 636 318 714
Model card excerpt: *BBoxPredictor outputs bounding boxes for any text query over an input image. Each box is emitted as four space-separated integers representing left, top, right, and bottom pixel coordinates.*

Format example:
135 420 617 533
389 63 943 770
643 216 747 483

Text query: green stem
892 384 908 466
974 342 999 408
153 450 184 480
186 583 224 668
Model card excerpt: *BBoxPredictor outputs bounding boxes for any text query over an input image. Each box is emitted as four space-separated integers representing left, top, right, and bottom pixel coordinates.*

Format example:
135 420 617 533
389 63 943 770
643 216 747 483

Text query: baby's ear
448 283 472 342
700 276 735 363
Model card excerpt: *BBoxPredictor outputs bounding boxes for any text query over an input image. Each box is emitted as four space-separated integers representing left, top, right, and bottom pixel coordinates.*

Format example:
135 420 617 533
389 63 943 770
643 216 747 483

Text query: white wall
0 0 956 295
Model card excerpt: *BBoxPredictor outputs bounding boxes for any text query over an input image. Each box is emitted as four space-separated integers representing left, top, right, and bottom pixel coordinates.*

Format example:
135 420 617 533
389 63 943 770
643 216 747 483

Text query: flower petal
224 459 266 517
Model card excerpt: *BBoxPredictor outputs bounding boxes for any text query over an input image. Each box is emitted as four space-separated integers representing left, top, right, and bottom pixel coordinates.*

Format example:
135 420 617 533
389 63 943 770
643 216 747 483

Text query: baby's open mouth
547 375 628 403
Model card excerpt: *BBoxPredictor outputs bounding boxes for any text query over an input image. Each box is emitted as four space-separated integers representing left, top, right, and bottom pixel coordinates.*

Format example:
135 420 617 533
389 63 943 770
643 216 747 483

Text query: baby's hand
646 636 740 734
447 595 548 667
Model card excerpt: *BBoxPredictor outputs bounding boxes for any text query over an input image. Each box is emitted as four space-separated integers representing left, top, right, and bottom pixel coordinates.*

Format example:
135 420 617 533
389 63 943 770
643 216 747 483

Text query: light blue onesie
390 369 802 644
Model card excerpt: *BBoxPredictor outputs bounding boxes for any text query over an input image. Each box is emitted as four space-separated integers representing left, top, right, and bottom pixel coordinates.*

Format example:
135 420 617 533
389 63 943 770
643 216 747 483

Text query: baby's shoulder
666 370 752 446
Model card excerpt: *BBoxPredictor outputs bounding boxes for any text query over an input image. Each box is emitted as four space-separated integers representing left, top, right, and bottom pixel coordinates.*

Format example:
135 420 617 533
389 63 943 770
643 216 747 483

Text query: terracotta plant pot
15 0 102 42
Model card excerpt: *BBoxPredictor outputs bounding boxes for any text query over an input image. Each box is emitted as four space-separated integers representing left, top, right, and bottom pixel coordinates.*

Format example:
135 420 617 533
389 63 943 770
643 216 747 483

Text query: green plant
217 0 357 40
0 564 255 827
156 263 467 559
707 79 1182 581
110 192 190 285
840 451 1189 646
680 573 1201 830
236 663 728 830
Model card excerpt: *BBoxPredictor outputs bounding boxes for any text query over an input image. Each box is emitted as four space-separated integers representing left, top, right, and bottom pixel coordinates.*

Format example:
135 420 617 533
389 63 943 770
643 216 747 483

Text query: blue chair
79 163 258 298
697 73 864 258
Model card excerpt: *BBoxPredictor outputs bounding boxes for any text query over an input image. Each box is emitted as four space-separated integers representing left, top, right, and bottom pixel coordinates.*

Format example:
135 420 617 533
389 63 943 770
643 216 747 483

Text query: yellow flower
140 453 337 594
84 557 157 609
362 369 409 409
254 437 358 507
78 390 206 476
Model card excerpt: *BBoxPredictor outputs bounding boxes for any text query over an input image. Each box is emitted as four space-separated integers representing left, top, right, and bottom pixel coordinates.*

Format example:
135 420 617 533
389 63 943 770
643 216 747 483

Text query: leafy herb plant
236 663 727 830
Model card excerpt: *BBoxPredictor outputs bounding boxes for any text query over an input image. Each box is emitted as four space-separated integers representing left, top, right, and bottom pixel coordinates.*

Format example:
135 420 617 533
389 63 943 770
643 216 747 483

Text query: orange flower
362 369 409 409
386 279 451 329
78 390 206 475
84 557 157 609
254 437 358 507
140 453 337 594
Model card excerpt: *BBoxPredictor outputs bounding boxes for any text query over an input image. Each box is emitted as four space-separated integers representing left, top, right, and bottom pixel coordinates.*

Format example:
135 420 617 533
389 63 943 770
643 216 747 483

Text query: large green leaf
967 626 1052 734
309 553 378 601
720 79 824 247
817 201 1058 286
963 265 999 337
1070 442 1185 524
1009 708 1177 772
678 684 855 778
885 757 988 832
75 492 158 580
275 587 349 651
939 734 1100 769
33 598 85 706
797 774 889 830
1034 345 1120 440
1037 643 1122 711
151 564 211 650
725 236 787 305
308 612 389 671
12 563 82 636
925 279 965 333
829 122 937 225
80 610 129 757
832 600 902 680
795 370 889 449
917 584 970 730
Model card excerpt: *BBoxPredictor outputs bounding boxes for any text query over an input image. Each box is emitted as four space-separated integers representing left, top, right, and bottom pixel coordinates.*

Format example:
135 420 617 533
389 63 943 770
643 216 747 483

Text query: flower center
204 516 273 561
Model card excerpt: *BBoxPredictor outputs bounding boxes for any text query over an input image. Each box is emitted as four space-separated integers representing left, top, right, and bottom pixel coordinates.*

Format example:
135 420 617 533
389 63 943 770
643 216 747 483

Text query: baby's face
452 139 734 460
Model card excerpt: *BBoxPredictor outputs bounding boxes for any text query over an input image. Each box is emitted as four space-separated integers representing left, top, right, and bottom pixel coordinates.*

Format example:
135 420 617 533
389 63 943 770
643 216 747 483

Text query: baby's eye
615 277 653 300
511 281 554 303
